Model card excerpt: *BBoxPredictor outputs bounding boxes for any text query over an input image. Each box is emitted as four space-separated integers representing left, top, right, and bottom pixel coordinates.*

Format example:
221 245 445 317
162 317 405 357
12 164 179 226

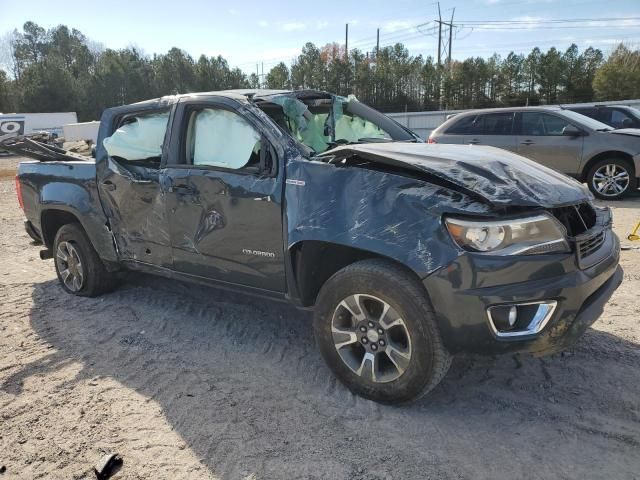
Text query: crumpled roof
320 142 591 208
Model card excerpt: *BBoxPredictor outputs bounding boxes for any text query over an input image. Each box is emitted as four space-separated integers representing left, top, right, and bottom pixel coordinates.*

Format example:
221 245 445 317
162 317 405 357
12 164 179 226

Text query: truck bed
17 159 118 264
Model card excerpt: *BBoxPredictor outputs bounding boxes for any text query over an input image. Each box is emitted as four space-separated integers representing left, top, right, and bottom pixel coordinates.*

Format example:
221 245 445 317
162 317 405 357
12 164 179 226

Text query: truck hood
321 143 591 208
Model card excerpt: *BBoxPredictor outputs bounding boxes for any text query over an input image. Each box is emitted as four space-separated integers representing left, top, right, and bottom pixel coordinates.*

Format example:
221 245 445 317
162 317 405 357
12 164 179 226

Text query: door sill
120 260 290 303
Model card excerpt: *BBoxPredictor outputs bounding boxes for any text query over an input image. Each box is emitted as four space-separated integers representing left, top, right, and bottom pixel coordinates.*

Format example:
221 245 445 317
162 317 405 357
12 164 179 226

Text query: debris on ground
62 140 93 156
93 453 122 480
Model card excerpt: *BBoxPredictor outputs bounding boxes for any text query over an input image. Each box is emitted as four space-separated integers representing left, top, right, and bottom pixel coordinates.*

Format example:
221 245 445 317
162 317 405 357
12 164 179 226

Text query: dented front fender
284 157 492 279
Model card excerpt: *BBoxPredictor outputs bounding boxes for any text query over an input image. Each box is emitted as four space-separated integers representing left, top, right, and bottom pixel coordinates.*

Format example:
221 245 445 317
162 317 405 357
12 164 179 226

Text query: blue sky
1 0 638 74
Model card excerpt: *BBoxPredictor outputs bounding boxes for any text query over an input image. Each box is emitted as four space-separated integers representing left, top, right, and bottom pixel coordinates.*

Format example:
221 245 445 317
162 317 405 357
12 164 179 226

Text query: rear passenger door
96 108 173 268
463 112 518 152
515 112 584 175
162 97 286 292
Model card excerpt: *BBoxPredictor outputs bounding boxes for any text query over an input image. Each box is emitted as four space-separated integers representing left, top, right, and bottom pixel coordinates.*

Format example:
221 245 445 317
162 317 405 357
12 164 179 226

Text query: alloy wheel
331 294 412 383
55 241 84 292
592 163 630 197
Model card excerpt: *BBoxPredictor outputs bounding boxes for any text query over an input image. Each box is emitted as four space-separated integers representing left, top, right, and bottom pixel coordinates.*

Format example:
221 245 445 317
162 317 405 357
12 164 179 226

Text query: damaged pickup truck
9 89 622 404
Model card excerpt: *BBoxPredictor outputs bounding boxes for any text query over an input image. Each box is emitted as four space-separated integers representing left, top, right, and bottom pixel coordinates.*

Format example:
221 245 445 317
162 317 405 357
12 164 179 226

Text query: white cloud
486 0 555 3
258 20 269 28
382 20 415 33
256 47 301 62
315 20 329 30
582 37 635 45
511 16 545 27
227 8 238 16
281 22 307 32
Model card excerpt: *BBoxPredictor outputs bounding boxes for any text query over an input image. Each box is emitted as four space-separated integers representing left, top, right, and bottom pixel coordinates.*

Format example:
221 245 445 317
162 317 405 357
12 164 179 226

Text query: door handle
520 140 534 145
468 139 480 145
168 184 195 195
101 181 116 191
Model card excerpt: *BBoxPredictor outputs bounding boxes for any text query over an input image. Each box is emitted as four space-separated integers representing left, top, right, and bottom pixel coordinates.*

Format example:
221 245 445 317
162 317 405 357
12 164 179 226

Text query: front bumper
423 228 622 355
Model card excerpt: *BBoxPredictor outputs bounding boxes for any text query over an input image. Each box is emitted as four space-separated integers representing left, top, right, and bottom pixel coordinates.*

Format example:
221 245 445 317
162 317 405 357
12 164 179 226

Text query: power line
459 24 640 31
230 12 640 75
349 23 430 48
457 16 640 24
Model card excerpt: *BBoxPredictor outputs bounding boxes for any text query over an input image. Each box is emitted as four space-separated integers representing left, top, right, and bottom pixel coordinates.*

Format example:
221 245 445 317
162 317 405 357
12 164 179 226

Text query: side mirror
562 125 582 137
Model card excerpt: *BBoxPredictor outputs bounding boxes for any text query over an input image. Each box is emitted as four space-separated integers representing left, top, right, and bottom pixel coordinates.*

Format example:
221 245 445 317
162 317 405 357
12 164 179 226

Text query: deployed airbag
103 112 169 161
192 109 260 169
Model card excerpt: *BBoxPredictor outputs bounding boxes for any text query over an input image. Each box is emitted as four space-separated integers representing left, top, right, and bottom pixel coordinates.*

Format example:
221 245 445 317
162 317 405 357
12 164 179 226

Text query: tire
313 259 451 404
53 223 118 297
586 157 636 200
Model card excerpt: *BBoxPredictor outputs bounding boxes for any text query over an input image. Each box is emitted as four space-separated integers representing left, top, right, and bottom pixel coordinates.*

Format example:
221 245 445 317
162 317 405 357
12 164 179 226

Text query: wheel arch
289 240 427 308
580 150 636 182
40 208 85 248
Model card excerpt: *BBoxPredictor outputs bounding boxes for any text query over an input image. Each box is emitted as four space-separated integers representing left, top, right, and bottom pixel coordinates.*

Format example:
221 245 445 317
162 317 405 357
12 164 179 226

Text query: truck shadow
11 274 640 479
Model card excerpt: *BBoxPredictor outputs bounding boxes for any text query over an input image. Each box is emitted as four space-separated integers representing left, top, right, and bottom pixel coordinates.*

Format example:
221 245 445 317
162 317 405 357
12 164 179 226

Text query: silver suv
429 106 640 199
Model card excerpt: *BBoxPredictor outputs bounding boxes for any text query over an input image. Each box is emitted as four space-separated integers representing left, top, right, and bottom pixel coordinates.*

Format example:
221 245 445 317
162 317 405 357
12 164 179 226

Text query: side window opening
474 113 514 135
185 108 264 173
103 111 170 167
445 115 477 134
611 109 633 129
521 112 573 136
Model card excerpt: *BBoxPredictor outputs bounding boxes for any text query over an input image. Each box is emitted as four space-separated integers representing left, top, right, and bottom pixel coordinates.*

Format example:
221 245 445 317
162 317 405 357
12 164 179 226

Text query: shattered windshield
256 93 415 153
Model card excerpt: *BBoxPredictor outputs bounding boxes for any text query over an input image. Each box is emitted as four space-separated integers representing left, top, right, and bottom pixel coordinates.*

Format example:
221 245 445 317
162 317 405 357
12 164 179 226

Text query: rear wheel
314 259 451 404
53 223 118 297
587 158 636 200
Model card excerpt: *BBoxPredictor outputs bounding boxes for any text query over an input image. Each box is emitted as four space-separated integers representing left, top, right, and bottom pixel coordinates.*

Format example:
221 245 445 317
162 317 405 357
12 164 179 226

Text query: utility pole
435 3 458 109
345 23 349 91
376 28 380 59
345 23 349 59
436 3 456 67
448 8 455 70
437 3 442 66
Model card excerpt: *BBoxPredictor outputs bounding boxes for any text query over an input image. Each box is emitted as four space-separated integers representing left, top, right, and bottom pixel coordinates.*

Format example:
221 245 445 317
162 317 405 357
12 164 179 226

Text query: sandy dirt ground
0 156 639 479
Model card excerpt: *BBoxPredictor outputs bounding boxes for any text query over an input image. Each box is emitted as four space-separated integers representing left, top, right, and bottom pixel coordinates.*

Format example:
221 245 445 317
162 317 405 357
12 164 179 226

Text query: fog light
487 301 557 339
489 305 519 331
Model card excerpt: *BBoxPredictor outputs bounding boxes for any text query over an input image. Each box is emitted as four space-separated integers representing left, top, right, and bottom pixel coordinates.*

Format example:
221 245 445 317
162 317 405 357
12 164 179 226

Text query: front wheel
313 259 451 404
53 223 118 297
587 158 636 200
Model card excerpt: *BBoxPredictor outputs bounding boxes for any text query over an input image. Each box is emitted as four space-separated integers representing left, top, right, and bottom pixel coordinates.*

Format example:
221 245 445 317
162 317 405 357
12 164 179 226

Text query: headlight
445 214 570 255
